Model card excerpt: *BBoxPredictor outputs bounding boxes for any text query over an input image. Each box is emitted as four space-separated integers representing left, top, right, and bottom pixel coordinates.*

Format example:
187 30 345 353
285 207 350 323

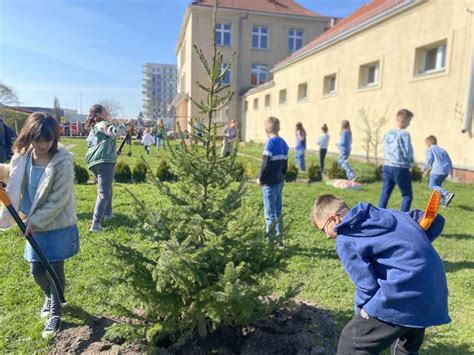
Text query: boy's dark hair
425 135 437 145
13 112 60 155
321 124 328 133
311 194 349 227
86 104 106 128
397 109 414 121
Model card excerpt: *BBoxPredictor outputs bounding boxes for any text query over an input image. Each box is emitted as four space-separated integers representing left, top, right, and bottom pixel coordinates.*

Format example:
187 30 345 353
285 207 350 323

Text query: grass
0 138 472 353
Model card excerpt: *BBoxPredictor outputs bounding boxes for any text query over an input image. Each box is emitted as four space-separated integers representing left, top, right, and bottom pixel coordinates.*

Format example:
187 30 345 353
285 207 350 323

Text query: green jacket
86 121 117 168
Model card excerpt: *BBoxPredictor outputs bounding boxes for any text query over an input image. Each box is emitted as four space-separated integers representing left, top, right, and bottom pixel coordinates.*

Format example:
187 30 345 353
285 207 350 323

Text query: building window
250 64 268 86
244 101 248 112
264 94 271 108
414 41 447 75
359 61 380 88
323 74 337 95
253 98 259 110
252 25 268 49
297 83 308 101
289 29 303 52
220 62 231 85
279 89 287 105
215 23 232 46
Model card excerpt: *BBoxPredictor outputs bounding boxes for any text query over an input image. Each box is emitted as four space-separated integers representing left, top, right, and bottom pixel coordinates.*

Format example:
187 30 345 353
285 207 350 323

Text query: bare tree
53 97 62 123
98 98 123 119
0 82 19 106
358 107 388 165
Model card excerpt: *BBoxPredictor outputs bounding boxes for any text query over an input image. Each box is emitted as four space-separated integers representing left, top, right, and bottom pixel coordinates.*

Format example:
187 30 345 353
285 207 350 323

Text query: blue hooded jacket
334 203 450 328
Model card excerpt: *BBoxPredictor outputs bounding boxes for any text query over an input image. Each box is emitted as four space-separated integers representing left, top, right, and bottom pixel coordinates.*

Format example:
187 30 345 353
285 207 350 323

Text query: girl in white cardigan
0 112 79 338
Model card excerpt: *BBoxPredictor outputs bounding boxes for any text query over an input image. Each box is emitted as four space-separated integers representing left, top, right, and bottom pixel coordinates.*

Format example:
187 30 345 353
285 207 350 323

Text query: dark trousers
378 166 412 212
338 312 425 355
319 149 327 173
31 261 65 317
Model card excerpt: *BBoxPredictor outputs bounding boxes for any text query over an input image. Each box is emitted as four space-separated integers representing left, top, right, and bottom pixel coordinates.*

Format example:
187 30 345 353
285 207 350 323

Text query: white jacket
0 146 77 231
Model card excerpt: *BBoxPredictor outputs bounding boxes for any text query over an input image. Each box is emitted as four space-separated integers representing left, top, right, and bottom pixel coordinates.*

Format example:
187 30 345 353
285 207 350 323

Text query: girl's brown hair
86 104 105 128
296 122 306 135
341 120 351 134
321 124 328 133
13 112 60 155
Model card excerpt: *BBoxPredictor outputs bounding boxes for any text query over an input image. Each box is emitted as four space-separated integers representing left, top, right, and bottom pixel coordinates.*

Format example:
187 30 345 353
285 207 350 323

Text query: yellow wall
243 0 474 171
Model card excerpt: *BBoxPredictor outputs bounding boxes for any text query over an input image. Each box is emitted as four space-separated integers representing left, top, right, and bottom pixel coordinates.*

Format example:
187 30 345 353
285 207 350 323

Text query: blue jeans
429 174 449 203
338 152 356 180
378 166 412 212
156 137 164 148
262 183 283 240
295 149 306 171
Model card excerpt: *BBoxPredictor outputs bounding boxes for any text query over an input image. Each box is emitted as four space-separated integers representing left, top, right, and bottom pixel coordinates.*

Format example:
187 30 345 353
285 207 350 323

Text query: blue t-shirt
259 136 289 186
383 129 414 168
424 145 452 175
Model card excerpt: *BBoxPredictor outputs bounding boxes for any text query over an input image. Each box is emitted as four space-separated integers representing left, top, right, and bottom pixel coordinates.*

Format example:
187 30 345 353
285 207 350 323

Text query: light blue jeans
338 152 356 180
295 149 306 171
263 183 283 240
429 174 449 203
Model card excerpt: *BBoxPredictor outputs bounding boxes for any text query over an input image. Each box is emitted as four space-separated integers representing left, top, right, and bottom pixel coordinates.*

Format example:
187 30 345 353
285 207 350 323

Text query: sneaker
103 214 114 221
444 192 455 207
40 297 51 318
42 316 61 338
89 224 103 233
276 241 286 250
350 176 358 182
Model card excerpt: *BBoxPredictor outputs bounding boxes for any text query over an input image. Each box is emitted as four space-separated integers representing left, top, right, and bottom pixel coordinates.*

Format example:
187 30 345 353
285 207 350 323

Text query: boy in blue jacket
311 194 450 355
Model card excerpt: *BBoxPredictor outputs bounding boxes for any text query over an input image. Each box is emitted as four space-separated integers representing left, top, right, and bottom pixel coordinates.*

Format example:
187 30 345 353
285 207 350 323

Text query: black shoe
42 316 61 338
444 192 455 207
40 297 51 319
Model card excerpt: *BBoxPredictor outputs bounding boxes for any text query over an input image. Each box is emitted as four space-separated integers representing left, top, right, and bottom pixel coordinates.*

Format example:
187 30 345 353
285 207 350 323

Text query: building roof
191 0 324 18
274 0 413 71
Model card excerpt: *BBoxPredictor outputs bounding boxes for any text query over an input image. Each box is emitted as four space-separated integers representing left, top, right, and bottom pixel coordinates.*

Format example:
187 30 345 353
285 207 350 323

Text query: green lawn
0 138 472 353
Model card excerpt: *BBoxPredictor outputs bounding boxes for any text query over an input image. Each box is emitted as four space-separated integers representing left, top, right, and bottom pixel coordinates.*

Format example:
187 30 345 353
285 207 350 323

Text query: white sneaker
89 224 103 233
42 316 61 338
40 297 51 319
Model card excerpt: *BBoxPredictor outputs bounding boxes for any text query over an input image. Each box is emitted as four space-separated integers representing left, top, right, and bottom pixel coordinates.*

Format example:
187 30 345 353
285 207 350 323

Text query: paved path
237 152 260 162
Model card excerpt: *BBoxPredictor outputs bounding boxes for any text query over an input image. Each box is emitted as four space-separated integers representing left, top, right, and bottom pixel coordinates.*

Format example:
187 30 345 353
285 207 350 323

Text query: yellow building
173 0 332 131
242 0 474 182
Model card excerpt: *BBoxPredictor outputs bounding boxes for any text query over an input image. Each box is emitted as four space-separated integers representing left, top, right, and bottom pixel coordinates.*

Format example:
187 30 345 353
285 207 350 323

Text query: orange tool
419 190 442 231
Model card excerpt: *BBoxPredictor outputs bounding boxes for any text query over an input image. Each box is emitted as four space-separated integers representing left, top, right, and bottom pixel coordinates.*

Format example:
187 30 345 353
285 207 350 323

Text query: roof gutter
272 0 421 73
175 7 191 54
462 47 474 136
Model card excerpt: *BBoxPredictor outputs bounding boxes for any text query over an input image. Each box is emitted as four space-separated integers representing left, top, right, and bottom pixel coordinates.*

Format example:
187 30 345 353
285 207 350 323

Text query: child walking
378 109 414 212
337 120 356 180
142 128 153 156
295 122 306 171
257 116 289 249
423 135 455 206
311 194 450 354
156 119 165 149
86 104 120 232
0 112 79 338
221 119 237 157
316 123 330 175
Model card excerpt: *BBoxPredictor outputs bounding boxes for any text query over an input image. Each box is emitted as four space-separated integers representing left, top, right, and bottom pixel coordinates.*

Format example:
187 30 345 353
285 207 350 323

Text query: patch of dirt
50 302 336 354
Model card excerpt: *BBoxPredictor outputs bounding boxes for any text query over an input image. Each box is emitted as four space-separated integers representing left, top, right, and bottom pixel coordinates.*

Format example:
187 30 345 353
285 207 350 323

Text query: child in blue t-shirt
337 120 356 181
423 135 454 206
257 116 289 249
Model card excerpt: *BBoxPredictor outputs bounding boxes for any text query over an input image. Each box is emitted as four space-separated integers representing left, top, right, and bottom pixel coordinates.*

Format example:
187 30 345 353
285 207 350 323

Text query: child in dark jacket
311 194 450 355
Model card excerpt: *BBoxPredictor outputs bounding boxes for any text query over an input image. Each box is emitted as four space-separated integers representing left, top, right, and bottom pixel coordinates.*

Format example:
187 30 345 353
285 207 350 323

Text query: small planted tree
109 0 291 348
358 107 388 166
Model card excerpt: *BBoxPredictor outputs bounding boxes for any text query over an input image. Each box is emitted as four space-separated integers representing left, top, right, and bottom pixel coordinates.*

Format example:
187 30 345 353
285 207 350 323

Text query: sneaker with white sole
42 316 61 338
444 192 455 207
89 224 103 233
40 297 51 319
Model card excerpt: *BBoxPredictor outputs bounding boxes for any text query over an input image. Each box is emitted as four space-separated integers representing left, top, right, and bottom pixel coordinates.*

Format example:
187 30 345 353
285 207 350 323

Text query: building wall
176 6 329 130
242 0 474 179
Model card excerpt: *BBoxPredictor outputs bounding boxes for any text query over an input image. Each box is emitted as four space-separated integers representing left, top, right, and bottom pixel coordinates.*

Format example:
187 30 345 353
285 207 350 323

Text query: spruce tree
109 0 292 346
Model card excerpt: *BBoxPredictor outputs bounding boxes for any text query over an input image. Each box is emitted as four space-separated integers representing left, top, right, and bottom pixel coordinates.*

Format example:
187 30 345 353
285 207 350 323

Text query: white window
265 94 271 108
250 64 267 86
323 74 337 95
415 41 447 75
359 61 380 88
279 89 287 105
215 23 232 46
253 98 259 110
297 83 308 101
252 25 268 49
289 29 303 52
220 62 231 85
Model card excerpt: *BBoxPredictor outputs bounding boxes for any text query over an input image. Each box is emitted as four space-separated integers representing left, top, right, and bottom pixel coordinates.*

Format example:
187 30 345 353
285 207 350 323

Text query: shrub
115 162 132 183
411 165 423 182
233 162 245 182
375 165 383 181
307 164 322 183
245 162 257 179
155 159 176 182
133 161 148 183
327 161 346 179
74 163 89 184
285 163 298 182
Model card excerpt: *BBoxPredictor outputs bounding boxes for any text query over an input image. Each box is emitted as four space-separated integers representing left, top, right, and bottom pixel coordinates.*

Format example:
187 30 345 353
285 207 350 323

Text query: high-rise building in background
142 63 177 128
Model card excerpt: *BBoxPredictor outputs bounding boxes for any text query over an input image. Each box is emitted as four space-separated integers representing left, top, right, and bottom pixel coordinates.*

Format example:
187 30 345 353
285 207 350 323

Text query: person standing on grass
156 119 166 149
378 109 414 212
257 116 289 249
337 120 356 181
0 112 79 338
316 123 330 175
423 135 455 206
295 122 307 171
142 128 153 156
85 104 120 232
221 119 237 157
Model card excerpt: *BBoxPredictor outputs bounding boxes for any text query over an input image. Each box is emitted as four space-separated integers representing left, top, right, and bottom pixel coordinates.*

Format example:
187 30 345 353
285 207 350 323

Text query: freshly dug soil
50 302 337 354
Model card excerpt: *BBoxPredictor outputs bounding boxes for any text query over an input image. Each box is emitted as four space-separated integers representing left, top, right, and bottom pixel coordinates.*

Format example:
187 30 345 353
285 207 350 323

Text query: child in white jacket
0 112 79 338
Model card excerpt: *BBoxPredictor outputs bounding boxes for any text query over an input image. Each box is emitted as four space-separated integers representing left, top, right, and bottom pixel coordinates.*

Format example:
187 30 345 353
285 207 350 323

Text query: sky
0 0 369 118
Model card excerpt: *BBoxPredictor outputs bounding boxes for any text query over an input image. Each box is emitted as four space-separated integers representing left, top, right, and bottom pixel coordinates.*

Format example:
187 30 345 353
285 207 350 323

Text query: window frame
215 23 232 47
252 25 269 50
297 82 308 102
250 63 268 86
279 89 287 105
288 28 304 52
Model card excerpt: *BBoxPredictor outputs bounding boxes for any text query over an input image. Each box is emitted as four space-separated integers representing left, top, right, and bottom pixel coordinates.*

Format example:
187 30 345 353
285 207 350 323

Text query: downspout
462 47 474 136
236 13 249 139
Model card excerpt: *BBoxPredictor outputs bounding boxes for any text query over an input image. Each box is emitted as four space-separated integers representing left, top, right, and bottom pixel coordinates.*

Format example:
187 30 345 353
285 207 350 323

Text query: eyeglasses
320 214 340 233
